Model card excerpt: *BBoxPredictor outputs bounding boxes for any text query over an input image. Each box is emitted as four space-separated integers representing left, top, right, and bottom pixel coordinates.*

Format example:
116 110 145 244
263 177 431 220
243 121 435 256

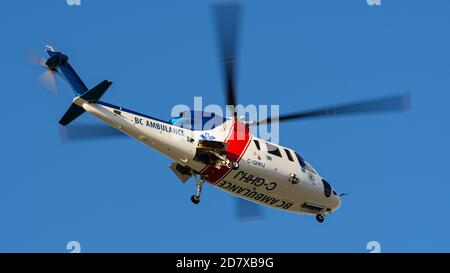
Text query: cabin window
266 143 282 157
253 140 261 150
284 149 294 162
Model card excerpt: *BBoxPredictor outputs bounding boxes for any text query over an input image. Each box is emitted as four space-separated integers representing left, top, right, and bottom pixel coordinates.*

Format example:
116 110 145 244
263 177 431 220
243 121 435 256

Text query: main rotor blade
257 93 411 125
59 124 126 143
235 198 265 221
213 1 241 113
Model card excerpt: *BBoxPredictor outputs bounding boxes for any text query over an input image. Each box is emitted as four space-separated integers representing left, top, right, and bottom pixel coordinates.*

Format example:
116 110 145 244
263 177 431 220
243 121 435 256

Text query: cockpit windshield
169 111 226 131
295 152 317 174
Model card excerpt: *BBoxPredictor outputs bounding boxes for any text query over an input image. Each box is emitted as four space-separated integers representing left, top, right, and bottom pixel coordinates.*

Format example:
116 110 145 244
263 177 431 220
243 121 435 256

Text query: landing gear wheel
316 214 324 223
231 161 239 170
191 195 200 205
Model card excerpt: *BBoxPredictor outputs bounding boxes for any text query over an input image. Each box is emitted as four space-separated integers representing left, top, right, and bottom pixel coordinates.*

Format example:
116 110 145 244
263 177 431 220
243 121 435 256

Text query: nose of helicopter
321 178 341 212
322 192 341 213
330 192 341 212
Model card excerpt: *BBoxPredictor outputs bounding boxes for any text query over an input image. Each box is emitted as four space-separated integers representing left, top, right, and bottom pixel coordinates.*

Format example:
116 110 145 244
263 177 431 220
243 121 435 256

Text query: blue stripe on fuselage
96 101 170 124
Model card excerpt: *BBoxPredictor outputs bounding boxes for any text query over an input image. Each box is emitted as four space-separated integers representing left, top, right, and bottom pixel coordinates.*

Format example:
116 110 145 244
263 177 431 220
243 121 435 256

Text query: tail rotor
27 45 62 95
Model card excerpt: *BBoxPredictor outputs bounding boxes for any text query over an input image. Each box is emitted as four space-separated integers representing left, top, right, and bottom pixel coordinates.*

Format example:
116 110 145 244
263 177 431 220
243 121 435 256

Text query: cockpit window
295 152 306 168
322 179 332 198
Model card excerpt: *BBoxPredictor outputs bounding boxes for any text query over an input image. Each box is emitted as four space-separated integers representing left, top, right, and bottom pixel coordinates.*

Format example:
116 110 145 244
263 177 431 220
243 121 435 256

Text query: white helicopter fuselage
40 1 407 222
74 96 341 216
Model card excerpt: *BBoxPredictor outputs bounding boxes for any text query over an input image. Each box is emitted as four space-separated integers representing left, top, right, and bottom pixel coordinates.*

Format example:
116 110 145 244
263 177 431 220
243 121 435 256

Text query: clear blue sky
0 0 449 252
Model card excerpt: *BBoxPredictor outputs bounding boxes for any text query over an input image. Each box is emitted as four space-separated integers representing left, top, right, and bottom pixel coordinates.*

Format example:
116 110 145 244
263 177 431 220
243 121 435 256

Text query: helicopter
30 2 410 223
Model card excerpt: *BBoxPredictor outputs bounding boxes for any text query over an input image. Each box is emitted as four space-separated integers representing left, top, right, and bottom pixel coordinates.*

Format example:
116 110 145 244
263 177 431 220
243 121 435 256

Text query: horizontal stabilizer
59 103 85 126
80 80 112 103
59 80 113 126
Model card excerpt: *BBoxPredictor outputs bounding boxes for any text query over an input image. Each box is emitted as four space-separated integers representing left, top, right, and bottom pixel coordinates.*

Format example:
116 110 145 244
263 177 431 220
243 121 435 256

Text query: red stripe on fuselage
201 121 252 184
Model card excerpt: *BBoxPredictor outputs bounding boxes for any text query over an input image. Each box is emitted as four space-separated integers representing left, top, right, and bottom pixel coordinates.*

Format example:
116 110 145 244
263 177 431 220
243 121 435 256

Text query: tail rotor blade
28 46 60 95
27 47 47 67
37 70 58 95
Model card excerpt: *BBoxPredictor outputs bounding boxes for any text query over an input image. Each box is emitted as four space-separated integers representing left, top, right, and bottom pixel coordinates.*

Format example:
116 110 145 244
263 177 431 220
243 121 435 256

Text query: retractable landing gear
316 214 325 223
191 174 205 205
